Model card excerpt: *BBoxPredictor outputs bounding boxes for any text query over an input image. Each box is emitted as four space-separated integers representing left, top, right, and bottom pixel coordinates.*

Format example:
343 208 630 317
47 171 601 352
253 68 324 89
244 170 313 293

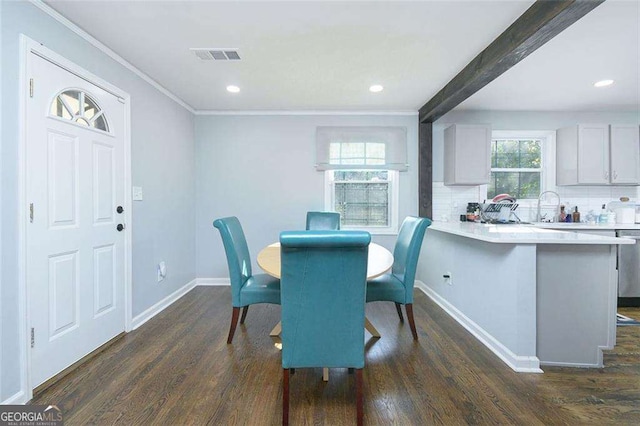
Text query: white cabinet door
444 124 491 185
577 124 609 184
556 124 636 186
610 125 640 184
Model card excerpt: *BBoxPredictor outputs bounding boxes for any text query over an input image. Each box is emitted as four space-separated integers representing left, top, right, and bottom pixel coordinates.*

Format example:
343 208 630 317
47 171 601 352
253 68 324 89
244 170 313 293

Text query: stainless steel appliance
616 230 640 306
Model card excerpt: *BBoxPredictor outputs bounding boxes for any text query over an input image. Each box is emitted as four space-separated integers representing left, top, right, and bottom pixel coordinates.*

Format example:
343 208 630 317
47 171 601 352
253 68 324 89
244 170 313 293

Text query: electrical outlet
157 261 166 282
443 272 452 286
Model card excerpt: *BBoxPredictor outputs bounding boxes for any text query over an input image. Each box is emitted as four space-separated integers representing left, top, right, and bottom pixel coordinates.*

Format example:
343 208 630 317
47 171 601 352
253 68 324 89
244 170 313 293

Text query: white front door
27 52 126 387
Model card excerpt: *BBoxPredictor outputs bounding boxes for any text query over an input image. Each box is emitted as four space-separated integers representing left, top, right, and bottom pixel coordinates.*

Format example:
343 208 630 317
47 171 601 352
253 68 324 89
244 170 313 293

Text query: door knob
116 206 124 214
117 224 125 232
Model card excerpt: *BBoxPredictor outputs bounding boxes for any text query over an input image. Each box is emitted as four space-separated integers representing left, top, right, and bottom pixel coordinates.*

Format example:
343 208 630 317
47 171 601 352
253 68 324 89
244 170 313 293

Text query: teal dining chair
305 211 341 230
213 216 281 344
280 230 370 426
366 216 432 340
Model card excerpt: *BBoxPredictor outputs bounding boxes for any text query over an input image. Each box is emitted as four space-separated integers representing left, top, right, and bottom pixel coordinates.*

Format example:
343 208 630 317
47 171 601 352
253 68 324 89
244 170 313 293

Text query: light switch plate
132 186 143 201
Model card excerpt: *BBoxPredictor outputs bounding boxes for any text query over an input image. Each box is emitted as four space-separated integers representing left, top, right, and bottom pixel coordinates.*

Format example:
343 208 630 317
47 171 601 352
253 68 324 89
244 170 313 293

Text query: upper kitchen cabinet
610 125 640 184
556 124 640 186
444 124 491 186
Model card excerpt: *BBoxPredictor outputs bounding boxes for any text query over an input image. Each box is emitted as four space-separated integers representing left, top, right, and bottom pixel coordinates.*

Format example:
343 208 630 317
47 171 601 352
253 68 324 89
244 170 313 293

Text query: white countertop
533 222 640 231
428 221 635 245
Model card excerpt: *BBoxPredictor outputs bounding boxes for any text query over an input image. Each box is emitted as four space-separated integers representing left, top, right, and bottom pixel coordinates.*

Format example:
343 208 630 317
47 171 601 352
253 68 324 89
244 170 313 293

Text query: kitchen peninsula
417 222 634 373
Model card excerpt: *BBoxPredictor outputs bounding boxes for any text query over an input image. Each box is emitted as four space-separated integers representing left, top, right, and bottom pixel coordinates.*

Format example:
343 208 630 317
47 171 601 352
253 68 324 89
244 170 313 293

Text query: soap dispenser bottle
599 204 608 224
559 205 567 222
572 206 580 223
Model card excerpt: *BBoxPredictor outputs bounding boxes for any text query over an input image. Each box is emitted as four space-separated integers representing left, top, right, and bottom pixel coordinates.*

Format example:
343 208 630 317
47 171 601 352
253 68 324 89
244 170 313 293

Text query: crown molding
29 0 195 114
194 110 418 116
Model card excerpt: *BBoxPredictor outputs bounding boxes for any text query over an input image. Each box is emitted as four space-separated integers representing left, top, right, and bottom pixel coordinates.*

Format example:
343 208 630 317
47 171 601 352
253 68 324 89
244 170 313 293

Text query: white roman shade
315 126 408 171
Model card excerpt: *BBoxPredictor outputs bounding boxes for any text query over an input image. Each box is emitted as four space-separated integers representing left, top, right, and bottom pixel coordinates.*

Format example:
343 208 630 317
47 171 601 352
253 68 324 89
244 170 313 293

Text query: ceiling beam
419 0 605 123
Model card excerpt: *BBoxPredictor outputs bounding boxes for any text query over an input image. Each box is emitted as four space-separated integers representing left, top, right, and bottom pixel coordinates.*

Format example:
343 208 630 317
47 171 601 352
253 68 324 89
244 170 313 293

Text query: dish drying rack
479 202 520 222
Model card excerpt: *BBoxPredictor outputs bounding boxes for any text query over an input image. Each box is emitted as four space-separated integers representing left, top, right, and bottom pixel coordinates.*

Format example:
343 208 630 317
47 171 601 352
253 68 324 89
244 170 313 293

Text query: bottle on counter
599 204 609 224
572 206 580 223
559 205 567 222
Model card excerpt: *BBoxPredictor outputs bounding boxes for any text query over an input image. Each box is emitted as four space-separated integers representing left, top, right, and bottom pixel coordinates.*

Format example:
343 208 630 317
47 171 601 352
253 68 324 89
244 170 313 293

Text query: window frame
324 169 399 235
482 130 556 206
48 88 112 136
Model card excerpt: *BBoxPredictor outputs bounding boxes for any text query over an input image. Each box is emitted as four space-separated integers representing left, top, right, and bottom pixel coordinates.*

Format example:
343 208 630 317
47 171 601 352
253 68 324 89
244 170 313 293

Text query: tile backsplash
432 182 640 223
432 182 482 222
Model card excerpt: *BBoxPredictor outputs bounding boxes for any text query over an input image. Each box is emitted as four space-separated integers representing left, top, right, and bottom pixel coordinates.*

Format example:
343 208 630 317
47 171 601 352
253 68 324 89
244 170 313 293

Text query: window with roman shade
315 126 408 171
317 126 407 234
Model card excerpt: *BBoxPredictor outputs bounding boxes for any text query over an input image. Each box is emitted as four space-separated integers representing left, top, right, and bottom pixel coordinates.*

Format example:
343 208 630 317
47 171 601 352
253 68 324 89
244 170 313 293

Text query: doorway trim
17 34 132 402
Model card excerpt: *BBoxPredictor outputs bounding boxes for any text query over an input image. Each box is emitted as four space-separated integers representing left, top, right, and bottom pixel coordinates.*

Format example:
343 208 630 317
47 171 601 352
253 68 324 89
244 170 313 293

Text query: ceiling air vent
190 48 241 61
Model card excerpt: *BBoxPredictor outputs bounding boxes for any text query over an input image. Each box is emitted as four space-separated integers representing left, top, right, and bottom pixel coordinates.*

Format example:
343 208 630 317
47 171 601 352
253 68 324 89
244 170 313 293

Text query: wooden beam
419 0 605 123
418 122 433 218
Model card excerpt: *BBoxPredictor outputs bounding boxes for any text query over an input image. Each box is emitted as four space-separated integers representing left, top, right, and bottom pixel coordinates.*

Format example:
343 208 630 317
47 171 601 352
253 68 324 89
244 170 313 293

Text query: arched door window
50 89 110 132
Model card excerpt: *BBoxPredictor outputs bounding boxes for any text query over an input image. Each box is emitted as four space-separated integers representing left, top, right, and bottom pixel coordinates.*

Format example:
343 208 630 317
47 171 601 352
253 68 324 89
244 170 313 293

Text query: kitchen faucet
536 191 561 222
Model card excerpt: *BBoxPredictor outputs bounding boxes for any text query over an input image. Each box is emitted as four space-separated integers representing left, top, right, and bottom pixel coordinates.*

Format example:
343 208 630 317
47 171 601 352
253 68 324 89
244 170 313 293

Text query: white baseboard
540 345 606 369
196 278 230 286
1 390 27 405
131 279 197 330
415 281 543 373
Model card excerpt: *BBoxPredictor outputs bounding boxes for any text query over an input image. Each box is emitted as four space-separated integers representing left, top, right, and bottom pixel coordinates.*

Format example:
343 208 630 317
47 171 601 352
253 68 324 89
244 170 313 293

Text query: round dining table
257 242 393 280
257 241 394 381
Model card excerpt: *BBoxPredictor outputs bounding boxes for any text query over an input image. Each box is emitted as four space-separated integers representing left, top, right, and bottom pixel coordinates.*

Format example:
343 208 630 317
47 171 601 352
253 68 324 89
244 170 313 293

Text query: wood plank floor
32 287 640 425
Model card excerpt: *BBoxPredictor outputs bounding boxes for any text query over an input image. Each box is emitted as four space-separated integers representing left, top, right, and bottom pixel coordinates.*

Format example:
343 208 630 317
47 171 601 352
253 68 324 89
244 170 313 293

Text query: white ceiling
458 0 640 112
44 0 638 113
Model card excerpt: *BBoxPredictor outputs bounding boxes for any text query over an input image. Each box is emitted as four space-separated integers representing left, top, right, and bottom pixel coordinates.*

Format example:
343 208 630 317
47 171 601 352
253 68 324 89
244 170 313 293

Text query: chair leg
355 369 363 426
405 303 418 340
240 306 249 324
395 303 404 323
283 369 290 426
227 307 240 344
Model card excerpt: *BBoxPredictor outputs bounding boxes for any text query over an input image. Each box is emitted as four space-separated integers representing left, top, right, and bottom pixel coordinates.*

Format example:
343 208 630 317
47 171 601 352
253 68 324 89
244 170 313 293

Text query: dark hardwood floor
32 287 640 425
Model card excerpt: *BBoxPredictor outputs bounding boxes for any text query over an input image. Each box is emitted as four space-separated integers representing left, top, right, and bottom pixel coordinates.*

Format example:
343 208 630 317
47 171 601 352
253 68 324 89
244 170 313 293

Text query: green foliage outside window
488 139 541 199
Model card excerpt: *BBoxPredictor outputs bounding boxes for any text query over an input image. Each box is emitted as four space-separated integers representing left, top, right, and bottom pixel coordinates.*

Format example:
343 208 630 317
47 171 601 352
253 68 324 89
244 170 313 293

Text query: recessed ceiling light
369 84 384 93
594 79 614 88
226 85 240 93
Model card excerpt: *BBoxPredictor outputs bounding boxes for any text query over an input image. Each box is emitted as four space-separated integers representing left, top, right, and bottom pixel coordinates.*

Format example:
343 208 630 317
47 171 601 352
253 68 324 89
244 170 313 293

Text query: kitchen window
486 131 555 200
316 126 407 234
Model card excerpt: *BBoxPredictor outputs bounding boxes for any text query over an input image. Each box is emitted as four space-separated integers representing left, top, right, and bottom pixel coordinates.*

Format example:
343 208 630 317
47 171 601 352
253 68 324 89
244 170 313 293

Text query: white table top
257 242 394 279
428 221 635 245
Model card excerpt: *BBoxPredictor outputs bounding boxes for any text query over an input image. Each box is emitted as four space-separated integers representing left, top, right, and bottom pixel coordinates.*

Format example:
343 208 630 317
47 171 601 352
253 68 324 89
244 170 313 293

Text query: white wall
1 1 195 400
195 114 418 279
432 110 640 221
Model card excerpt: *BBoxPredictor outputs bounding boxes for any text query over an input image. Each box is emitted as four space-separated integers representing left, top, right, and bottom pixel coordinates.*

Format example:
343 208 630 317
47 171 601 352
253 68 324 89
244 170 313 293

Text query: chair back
305 211 341 230
391 216 432 298
213 216 252 306
280 230 370 369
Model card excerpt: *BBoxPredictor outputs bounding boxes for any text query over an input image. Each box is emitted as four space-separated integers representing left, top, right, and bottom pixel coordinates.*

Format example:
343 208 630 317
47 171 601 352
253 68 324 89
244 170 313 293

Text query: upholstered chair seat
213 216 281 344
280 230 370 426
366 216 431 340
